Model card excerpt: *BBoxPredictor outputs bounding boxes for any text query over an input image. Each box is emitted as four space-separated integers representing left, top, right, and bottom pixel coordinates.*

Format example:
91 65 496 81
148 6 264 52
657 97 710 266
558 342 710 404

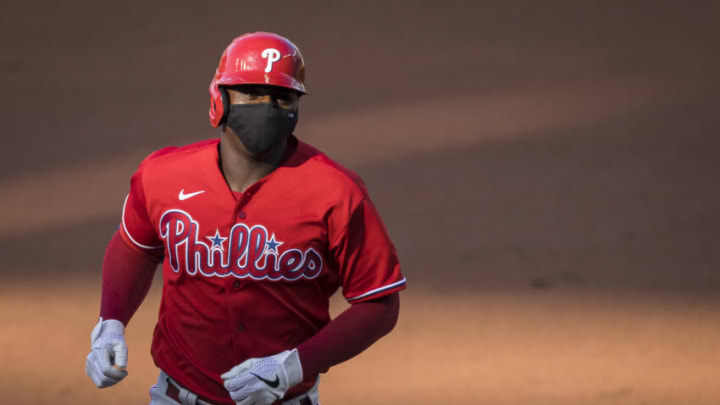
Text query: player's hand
85 317 128 388
221 348 303 405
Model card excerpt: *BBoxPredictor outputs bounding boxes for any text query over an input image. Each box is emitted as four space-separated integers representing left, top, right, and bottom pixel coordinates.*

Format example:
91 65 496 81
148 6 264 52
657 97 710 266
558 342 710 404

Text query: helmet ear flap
209 78 227 128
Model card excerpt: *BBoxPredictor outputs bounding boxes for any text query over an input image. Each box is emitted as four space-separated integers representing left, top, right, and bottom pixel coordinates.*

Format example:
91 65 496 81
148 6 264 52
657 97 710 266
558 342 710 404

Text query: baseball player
85 32 406 405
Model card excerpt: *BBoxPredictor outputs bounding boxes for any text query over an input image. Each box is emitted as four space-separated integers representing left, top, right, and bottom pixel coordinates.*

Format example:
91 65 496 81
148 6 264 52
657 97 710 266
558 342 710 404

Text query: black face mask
226 103 298 156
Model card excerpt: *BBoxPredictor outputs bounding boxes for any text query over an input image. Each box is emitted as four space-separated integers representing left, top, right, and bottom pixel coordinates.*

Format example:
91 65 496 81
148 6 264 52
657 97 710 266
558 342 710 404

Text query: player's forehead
225 84 298 98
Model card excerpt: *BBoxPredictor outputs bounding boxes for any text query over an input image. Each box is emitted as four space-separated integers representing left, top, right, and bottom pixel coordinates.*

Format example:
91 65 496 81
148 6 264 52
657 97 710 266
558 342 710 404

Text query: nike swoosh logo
178 189 205 201
250 372 280 388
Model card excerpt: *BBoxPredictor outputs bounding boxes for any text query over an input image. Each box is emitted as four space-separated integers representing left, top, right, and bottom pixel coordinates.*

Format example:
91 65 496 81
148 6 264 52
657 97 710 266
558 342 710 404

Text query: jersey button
237 211 246 219
232 281 241 289
237 322 246 332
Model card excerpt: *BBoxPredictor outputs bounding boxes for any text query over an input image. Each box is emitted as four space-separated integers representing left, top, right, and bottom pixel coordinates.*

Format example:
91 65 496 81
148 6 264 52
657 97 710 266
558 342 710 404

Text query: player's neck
218 131 287 193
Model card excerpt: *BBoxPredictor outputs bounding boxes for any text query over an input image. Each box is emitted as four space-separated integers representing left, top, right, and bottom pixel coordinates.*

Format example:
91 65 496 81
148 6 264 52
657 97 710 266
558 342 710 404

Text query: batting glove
221 348 303 405
85 317 128 388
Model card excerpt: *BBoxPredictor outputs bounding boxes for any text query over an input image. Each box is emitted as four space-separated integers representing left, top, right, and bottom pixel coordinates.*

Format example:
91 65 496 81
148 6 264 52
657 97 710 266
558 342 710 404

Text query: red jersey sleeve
330 197 406 303
119 158 163 252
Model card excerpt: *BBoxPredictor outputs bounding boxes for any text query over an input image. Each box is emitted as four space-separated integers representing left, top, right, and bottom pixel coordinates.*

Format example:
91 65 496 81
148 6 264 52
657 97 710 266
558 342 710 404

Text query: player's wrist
280 348 303 388
91 317 126 344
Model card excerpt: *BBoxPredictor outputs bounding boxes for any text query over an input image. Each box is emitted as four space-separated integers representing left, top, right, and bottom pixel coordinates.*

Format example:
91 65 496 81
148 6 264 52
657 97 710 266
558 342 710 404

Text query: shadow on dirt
3 92 718 298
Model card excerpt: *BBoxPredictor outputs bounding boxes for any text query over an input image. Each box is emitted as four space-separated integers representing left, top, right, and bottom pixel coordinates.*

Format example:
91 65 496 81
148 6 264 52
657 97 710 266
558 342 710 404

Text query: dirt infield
1 1 719 404
3 284 720 404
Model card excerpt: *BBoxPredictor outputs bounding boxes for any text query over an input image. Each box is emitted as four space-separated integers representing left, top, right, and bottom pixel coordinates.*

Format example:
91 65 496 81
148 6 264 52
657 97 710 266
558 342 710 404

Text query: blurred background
1 1 719 403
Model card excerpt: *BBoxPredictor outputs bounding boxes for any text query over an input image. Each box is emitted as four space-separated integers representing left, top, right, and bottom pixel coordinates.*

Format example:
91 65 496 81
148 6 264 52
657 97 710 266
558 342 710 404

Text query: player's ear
219 86 230 126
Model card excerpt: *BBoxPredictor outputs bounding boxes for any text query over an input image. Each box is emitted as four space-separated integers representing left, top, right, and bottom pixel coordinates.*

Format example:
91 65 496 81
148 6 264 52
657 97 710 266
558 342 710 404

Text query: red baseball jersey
119 136 405 403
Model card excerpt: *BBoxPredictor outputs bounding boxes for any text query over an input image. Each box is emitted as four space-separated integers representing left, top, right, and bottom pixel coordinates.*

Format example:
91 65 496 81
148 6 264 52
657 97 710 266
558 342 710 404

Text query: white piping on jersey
122 194 164 250
346 277 407 302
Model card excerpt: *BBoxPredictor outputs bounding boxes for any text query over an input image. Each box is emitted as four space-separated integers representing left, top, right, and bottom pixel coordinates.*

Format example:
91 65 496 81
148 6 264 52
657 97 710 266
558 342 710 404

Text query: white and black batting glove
221 348 303 405
85 317 128 388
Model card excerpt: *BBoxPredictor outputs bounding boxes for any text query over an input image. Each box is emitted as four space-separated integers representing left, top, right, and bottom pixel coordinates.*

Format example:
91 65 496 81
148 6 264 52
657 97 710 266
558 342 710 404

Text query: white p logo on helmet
261 48 282 73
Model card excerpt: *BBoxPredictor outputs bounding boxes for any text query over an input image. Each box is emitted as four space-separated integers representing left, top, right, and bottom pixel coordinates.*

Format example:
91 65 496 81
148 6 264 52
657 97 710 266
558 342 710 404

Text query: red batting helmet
208 32 306 127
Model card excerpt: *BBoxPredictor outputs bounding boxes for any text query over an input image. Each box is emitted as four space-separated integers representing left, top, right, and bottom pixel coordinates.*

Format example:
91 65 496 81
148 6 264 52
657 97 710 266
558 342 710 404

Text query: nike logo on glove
178 189 205 201
250 372 280 388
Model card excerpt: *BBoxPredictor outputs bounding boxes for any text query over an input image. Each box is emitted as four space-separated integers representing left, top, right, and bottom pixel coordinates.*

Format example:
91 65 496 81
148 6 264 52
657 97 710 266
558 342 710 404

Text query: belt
165 378 224 405
165 375 315 405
